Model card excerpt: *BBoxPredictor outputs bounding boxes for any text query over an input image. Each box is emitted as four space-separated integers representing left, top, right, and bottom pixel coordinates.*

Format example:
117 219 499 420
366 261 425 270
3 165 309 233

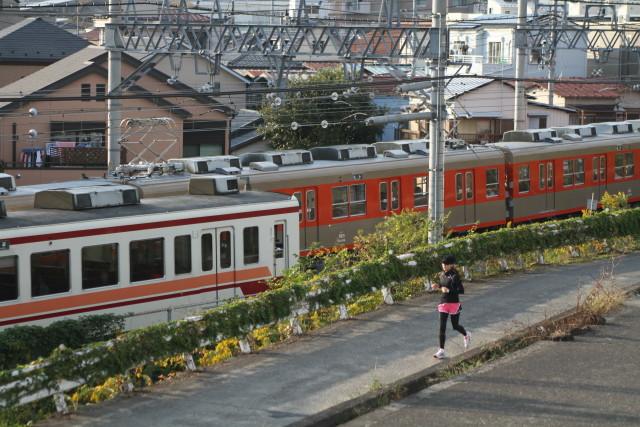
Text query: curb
288 282 640 427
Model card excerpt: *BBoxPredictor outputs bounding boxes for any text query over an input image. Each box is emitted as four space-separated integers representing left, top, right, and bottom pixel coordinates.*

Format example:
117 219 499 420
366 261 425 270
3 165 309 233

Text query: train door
539 161 555 211
293 188 318 251
215 227 235 297
463 170 476 224
273 221 288 276
379 179 401 216
592 155 607 203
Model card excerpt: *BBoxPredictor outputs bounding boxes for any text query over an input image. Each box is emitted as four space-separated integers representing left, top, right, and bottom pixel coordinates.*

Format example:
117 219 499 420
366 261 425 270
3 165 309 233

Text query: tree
258 67 385 150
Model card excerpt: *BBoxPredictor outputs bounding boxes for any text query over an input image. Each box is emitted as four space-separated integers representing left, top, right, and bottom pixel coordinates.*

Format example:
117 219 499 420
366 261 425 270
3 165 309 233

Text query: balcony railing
8 147 127 169
450 54 512 65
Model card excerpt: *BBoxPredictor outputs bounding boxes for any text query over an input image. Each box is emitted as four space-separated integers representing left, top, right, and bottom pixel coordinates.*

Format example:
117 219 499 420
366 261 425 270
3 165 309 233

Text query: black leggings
439 312 467 349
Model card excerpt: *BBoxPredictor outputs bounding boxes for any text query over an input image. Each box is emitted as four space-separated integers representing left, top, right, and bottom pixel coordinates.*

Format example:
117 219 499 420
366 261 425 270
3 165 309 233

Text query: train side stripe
7 206 299 245
0 266 271 321
0 279 266 327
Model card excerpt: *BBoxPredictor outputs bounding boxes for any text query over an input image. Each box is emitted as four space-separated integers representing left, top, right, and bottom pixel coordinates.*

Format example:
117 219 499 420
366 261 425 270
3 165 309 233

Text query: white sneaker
433 348 446 359
464 334 471 350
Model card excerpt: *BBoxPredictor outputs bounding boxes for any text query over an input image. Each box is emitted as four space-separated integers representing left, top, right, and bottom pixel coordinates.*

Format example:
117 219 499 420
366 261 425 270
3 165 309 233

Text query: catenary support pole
107 0 122 173
514 0 528 130
427 0 446 244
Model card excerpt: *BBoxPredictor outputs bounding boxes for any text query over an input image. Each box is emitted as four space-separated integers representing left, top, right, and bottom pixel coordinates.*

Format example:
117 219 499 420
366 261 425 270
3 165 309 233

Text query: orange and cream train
0 178 299 329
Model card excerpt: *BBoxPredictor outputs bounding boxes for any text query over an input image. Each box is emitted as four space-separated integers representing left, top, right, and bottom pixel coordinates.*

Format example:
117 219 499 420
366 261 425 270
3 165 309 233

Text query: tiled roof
0 18 89 63
0 45 105 110
551 82 623 99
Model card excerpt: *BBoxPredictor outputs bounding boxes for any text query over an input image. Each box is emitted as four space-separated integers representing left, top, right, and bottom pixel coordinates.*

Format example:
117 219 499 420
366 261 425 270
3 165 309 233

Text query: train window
455 173 463 201
465 172 473 199
174 235 192 275
219 231 232 269
615 153 635 179
599 156 606 181
274 224 284 259
518 166 530 193
82 243 119 289
563 160 574 186
391 181 400 210
0 256 18 301
547 162 554 188
592 157 599 181
201 233 213 271
380 182 388 211
332 186 349 218
575 159 585 185
31 249 70 297
486 169 499 197
539 164 546 189
306 190 316 221
350 184 366 216
293 192 302 222
243 227 259 264
130 238 164 283
413 176 428 207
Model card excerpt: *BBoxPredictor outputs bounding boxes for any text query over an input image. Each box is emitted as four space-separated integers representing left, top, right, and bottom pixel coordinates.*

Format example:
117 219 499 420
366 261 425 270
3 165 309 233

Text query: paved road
344 294 640 427
41 254 640 427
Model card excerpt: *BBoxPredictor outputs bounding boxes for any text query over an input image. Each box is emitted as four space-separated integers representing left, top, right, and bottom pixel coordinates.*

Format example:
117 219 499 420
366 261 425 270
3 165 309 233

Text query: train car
0 178 299 329
498 121 640 223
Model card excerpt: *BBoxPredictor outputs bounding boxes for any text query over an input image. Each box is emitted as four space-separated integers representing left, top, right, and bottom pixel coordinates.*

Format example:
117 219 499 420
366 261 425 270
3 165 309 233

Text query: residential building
0 18 89 87
448 14 588 79
0 45 233 185
405 78 574 143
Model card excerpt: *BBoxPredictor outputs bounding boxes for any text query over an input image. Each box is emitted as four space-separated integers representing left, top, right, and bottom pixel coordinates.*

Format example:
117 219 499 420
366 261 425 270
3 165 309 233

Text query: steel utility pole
427 0 446 244
514 0 527 130
106 0 122 173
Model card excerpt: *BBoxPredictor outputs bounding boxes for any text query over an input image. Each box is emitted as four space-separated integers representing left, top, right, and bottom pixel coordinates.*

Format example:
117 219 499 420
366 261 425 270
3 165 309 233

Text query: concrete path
40 253 640 427
344 293 640 427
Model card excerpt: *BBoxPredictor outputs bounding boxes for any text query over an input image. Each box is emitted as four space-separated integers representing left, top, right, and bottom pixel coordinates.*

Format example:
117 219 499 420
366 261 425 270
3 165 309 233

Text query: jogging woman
432 255 470 359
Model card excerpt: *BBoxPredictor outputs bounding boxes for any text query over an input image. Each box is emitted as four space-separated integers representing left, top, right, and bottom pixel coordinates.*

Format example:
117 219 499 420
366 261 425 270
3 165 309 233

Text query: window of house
0 256 18 301
130 238 164 282
380 182 388 211
488 42 503 64
455 173 464 201
486 168 499 197
81 83 91 101
413 176 428 207
201 233 213 271
518 166 530 193
82 243 118 289
391 181 400 210
31 250 70 297
615 153 635 179
174 235 192 275
96 84 106 101
243 227 259 264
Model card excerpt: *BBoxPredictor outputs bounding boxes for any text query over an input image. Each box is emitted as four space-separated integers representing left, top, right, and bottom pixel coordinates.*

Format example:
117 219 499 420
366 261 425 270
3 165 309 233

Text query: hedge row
0 315 124 371
1 208 640 407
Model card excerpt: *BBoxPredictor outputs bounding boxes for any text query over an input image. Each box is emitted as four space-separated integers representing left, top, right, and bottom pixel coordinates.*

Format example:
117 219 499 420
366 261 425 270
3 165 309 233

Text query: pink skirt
438 303 461 315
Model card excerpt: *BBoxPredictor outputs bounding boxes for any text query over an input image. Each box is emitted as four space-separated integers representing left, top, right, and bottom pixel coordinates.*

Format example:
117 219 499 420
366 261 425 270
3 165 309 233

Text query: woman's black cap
441 255 456 265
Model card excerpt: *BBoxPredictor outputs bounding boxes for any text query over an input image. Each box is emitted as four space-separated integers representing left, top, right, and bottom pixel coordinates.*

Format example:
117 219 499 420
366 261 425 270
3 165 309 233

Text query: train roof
0 191 293 230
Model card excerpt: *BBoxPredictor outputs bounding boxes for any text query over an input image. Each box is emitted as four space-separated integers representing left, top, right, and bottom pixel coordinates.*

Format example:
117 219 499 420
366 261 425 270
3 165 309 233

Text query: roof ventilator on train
189 175 239 195
310 145 376 161
503 129 563 143
240 150 313 171
169 156 241 175
552 125 598 141
592 121 635 135
0 173 16 196
34 185 140 210
383 149 409 159
373 140 428 155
